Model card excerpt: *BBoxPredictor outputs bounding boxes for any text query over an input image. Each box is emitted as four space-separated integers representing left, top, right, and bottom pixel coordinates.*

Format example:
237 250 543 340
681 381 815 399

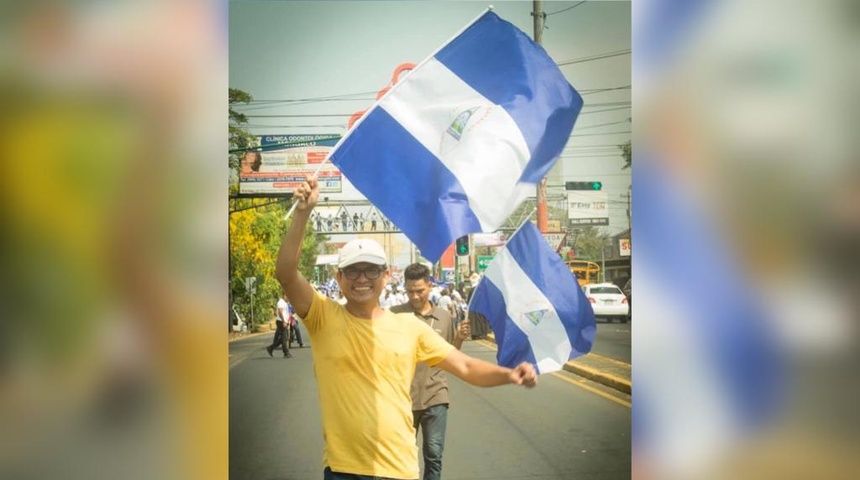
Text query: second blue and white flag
468 222 596 374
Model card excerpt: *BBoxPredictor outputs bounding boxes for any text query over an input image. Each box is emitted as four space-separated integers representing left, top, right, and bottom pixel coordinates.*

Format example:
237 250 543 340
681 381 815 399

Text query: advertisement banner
472 232 507 247
567 191 609 225
239 134 342 194
619 238 631 257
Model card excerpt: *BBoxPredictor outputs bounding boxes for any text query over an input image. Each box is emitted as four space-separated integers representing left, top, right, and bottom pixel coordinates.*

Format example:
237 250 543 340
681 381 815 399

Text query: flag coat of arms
329 10 583 262
468 222 596 374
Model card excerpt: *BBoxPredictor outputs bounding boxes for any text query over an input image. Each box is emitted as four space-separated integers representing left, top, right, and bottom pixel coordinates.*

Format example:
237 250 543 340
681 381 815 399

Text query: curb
484 333 631 395
561 362 631 395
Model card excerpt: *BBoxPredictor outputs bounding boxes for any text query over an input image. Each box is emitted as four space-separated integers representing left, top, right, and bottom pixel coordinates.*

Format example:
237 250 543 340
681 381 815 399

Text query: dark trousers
413 404 448 480
268 321 289 354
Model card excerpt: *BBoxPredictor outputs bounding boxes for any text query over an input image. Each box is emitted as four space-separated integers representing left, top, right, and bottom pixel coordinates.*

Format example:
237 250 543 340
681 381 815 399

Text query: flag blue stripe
635 157 781 425
469 277 539 371
331 108 482 261
506 224 597 355
435 12 583 183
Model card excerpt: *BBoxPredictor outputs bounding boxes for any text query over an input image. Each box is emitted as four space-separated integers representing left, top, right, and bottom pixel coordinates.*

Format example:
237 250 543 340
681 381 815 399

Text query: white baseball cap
338 238 387 268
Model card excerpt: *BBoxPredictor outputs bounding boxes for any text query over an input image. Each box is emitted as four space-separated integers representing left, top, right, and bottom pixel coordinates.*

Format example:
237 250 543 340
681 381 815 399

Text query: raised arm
274 175 318 318
436 348 537 388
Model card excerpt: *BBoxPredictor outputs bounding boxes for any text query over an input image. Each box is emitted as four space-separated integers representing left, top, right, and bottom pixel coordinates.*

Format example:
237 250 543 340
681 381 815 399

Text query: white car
582 283 629 323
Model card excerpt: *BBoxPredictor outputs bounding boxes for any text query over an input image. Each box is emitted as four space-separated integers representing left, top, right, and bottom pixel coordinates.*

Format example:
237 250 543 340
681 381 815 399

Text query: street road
230 328 631 480
590 322 631 363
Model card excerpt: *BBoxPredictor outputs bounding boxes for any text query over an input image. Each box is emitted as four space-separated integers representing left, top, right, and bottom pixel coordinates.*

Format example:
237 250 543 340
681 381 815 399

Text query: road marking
548 371 631 408
474 339 631 408
587 352 631 368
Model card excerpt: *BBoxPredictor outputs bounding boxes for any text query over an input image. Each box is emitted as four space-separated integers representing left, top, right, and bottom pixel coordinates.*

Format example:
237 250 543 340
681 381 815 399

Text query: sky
2 2 857 479
229 0 631 264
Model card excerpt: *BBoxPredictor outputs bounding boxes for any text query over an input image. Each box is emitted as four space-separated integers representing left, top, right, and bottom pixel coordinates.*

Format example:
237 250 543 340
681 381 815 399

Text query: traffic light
565 181 603 190
455 235 470 256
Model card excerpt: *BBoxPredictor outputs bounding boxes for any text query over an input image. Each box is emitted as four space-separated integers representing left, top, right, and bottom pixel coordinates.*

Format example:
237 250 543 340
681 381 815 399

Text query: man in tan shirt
391 263 470 480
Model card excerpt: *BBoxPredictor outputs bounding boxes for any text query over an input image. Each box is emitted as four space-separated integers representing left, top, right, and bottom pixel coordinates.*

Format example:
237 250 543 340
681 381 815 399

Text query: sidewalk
229 321 275 342
484 333 631 395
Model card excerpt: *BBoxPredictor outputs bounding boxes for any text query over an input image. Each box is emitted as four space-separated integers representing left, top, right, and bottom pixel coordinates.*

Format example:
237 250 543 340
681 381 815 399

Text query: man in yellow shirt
275 175 538 480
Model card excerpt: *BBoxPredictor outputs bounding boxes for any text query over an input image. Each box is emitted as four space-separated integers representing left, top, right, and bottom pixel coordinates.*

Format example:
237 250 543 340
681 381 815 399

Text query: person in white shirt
266 294 292 358
379 285 394 309
436 289 455 318
395 286 408 305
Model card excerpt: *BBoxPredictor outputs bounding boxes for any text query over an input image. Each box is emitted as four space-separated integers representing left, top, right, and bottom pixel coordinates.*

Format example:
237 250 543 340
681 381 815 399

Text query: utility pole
601 245 605 283
624 185 632 234
533 0 548 233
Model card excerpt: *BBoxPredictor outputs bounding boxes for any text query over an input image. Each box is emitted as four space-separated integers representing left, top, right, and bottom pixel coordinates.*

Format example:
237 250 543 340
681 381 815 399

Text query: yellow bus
566 260 600 286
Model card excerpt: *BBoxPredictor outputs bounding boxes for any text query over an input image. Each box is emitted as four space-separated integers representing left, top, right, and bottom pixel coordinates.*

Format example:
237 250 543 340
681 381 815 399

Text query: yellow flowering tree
229 201 320 328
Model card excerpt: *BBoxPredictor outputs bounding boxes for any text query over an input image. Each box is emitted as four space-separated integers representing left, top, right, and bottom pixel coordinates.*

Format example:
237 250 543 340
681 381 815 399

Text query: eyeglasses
341 265 385 280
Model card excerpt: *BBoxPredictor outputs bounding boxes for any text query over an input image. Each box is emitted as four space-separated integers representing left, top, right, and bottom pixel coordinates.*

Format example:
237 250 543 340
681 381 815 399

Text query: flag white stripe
485 246 573 373
380 58 532 230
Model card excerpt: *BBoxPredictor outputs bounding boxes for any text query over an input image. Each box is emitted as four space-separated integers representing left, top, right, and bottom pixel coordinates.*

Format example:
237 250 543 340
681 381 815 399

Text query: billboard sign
239 134 342 194
567 191 609 226
620 238 631 257
472 232 506 247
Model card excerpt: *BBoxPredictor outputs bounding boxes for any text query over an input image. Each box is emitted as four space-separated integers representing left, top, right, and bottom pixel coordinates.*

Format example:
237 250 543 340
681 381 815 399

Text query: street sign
567 191 609 225
476 255 494 272
569 218 610 226
540 232 567 252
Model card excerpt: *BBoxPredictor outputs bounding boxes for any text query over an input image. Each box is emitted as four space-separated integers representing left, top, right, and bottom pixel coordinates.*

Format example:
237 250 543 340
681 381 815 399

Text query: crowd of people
310 210 392 232
305 274 483 335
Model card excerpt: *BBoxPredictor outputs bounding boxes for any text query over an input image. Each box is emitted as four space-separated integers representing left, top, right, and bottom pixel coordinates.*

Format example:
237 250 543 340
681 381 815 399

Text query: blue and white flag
468 222 596 374
329 10 582 262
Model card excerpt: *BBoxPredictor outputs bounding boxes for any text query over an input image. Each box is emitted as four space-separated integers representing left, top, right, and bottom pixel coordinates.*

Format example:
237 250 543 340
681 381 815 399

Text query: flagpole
284 7 494 222
509 207 538 240
533 0 549 234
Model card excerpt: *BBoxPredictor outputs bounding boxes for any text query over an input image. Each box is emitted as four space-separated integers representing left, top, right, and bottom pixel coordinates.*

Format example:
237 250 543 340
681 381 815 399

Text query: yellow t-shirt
302 290 455 479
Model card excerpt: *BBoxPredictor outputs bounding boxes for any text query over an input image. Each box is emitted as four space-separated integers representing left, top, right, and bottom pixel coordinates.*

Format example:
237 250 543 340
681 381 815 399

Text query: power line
232 92 377 113
245 124 347 129
565 144 628 148
557 49 630 66
236 91 377 106
581 101 631 108
580 85 630 96
245 114 354 118
579 106 631 115
546 1 588 16
233 78 628 113
574 120 631 130
571 131 631 137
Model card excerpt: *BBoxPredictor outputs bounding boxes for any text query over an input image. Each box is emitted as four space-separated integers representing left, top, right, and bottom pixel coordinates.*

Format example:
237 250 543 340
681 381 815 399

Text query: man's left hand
456 320 471 340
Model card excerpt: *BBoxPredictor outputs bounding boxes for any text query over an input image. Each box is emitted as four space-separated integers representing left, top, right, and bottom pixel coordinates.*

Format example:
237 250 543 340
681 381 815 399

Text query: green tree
620 140 631 170
227 87 323 329
230 201 320 329
229 88 258 180
569 226 609 263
